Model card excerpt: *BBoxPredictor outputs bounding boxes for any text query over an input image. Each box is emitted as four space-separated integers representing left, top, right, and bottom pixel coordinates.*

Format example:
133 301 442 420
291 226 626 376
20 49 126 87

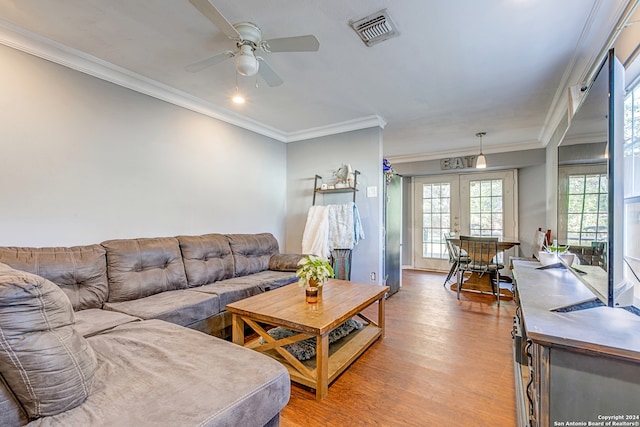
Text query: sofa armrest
268 254 306 272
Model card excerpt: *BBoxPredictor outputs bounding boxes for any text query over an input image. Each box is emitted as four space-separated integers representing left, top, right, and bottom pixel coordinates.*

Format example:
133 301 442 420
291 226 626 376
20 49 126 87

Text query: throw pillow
265 318 364 361
0 263 97 419
268 253 306 272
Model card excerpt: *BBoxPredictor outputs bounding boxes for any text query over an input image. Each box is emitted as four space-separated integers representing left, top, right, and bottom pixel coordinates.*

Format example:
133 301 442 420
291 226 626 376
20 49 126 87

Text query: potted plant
296 255 334 303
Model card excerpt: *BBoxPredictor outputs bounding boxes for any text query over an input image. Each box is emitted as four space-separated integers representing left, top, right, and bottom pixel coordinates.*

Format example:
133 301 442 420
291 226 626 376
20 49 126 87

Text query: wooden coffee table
226 279 389 400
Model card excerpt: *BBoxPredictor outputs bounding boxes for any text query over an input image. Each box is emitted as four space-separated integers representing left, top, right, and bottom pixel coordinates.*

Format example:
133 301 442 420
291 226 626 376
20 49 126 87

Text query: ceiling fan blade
188 0 242 40
256 57 283 87
262 35 320 53
185 50 235 72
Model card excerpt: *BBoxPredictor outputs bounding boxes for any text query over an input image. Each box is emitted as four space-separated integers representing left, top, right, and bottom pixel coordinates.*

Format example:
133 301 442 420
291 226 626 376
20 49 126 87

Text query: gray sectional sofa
0 232 301 426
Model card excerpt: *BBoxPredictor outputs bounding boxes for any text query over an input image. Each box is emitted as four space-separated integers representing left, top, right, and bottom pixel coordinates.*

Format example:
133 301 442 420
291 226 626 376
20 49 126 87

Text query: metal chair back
458 235 499 272
456 236 502 305
444 232 459 263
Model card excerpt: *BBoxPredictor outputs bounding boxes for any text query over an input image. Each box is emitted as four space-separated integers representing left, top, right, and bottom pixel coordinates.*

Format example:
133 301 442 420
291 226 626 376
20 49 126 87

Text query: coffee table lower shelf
247 323 382 392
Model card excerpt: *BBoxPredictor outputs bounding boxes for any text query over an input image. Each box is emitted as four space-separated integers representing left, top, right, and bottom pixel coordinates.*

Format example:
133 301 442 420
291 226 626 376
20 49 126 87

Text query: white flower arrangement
296 255 334 288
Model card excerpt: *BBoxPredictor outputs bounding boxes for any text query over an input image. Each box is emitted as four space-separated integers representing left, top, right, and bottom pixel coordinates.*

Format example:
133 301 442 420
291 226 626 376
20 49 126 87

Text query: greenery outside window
421 182 451 259
469 179 503 237
623 77 640 295
558 164 608 246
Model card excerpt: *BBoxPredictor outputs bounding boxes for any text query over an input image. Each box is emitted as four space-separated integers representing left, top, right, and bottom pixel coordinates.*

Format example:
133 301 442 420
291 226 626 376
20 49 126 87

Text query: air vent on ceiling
349 9 399 47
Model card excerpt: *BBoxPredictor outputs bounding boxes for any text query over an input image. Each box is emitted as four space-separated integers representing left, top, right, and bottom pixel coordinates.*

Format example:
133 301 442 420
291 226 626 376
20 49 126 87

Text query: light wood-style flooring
279 269 517 426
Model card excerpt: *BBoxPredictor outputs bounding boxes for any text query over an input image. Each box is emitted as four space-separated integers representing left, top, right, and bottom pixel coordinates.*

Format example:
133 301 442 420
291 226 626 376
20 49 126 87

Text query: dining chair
443 232 468 286
456 235 501 305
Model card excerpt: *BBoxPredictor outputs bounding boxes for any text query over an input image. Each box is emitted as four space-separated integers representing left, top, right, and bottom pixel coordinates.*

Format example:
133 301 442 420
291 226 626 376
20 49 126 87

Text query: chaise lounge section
0 232 301 426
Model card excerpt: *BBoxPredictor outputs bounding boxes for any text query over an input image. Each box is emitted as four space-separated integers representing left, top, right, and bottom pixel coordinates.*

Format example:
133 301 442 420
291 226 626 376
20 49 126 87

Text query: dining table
446 235 521 297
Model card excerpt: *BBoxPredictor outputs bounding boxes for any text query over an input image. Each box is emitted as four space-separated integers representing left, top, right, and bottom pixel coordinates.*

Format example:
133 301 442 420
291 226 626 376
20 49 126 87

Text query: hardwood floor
279 269 517 427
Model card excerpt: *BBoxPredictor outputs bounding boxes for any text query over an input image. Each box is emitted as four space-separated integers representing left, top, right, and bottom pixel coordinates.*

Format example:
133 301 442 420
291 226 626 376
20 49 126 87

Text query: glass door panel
413 175 459 270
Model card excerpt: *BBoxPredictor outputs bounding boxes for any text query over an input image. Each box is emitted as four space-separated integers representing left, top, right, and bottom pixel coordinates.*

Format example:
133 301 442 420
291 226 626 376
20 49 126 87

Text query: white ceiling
0 0 636 162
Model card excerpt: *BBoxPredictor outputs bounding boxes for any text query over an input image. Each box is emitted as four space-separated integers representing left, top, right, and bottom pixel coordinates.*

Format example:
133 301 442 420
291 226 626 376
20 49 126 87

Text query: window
623 76 640 298
468 179 503 237
421 182 451 259
565 173 608 245
558 165 608 246
624 82 640 199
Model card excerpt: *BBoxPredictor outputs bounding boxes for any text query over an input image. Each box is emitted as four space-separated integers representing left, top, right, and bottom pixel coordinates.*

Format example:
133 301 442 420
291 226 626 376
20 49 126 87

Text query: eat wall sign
440 156 478 170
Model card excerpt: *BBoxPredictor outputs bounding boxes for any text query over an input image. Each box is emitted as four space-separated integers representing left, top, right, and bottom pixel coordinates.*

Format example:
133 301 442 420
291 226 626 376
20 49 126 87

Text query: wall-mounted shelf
312 170 360 205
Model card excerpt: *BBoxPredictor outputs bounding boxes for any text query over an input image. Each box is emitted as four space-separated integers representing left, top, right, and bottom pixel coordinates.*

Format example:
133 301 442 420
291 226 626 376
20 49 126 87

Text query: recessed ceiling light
232 94 245 104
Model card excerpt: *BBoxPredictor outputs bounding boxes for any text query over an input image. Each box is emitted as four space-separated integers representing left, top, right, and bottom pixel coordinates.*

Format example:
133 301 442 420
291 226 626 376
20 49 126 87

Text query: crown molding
0 19 384 143
283 115 386 142
387 140 543 164
561 131 607 145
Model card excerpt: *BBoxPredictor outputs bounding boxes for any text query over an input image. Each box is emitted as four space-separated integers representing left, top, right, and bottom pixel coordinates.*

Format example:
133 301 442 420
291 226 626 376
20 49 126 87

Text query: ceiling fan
187 0 320 87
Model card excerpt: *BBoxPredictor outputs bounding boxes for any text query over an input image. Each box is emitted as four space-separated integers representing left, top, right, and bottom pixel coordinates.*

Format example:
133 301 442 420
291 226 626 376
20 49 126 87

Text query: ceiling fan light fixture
187 2 319 87
235 45 259 76
475 132 487 169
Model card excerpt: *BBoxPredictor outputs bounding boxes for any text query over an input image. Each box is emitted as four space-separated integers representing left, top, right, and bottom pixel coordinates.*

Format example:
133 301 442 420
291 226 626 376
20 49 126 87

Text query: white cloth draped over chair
302 202 364 258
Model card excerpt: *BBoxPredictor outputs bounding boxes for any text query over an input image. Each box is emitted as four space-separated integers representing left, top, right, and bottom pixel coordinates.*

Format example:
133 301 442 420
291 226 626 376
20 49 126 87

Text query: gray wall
394 148 546 176
0 44 287 246
546 111 569 239
518 163 548 257
285 128 383 284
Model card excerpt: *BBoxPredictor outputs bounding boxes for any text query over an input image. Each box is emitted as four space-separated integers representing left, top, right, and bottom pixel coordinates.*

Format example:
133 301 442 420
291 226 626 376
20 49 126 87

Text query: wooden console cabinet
511 260 640 427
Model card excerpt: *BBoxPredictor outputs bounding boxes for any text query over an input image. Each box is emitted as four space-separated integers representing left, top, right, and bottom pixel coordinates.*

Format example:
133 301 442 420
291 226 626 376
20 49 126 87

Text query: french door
412 175 460 271
413 170 517 271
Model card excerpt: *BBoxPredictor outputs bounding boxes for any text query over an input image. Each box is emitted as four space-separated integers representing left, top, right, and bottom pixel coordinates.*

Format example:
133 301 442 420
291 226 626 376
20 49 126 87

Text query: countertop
512 259 640 362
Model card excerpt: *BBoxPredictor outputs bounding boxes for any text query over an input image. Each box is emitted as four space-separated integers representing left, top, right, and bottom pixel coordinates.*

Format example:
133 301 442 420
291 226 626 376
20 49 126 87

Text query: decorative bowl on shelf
538 251 558 266
335 182 348 189
538 251 577 267
559 252 576 266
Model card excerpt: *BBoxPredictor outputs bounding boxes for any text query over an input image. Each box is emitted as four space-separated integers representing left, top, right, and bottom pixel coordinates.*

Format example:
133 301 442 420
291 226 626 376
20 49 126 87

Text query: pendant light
475 132 487 169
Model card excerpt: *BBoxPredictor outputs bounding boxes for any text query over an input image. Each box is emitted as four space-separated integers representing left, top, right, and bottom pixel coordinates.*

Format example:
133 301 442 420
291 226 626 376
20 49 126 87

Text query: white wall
285 128 384 285
0 44 287 246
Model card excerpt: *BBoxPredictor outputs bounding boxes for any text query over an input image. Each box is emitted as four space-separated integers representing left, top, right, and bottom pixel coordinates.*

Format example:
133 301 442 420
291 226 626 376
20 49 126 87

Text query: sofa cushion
176 234 235 286
250 270 299 291
226 233 280 277
74 309 141 338
102 237 188 302
103 289 220 327
28 320 290 427
0 245 108 311
0 263 97 419
191 272 297 307
187 278 263 307
0 377 28 427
